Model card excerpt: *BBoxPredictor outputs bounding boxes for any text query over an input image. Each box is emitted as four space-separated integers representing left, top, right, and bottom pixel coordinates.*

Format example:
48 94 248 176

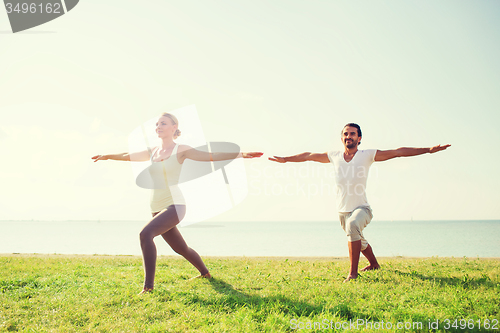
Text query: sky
0 0 499 222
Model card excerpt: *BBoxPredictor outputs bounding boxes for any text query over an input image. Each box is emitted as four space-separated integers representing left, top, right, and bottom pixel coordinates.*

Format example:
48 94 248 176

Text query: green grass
0 255 498 332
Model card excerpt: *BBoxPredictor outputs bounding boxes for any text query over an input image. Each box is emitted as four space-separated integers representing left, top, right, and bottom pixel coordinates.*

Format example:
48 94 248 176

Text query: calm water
0 220 499 257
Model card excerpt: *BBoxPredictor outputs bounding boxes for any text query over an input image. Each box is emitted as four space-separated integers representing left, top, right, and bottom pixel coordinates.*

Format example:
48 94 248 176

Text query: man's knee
345 219 361 236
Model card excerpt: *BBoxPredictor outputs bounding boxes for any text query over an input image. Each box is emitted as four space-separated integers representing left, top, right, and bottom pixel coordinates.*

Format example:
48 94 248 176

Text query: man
269 123 450 282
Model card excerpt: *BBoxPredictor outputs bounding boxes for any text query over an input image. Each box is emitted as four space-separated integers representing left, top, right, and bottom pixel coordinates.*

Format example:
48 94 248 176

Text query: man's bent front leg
361 244 380 271
345 240 362 282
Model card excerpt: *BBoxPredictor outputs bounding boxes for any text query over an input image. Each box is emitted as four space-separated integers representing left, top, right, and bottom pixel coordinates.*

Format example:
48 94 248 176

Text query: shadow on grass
391 270 496 288
177 277 368 321
210 278 327 317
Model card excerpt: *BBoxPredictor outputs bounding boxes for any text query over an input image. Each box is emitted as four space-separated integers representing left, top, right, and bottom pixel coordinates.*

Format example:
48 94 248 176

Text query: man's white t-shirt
327 149 377 213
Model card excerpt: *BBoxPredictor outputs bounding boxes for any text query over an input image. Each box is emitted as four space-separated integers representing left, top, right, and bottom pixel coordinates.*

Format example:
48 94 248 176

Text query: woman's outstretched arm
91 150 151 162
179 145 262 163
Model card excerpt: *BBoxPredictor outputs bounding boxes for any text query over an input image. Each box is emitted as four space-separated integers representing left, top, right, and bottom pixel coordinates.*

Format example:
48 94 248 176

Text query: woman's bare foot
360 264 380 271
138 287 153 295
189 272 212 281
343 274 357 283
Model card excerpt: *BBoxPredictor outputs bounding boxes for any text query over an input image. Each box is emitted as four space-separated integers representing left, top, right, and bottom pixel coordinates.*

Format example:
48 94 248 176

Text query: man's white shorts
338 206 373 251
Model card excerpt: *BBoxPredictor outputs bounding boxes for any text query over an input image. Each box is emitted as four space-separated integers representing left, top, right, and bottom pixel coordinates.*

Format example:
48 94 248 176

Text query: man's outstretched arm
375 144 451 162
269 152 330 163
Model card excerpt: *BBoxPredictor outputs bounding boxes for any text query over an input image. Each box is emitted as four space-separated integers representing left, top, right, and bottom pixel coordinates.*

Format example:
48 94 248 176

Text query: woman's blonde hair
160 112 181 139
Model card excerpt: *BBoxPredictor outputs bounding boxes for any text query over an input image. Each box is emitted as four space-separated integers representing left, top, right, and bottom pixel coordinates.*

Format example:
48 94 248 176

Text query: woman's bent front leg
139 205 185 290
162 226 209 276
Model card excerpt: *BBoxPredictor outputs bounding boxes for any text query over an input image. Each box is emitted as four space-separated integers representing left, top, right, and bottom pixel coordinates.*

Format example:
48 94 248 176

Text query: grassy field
0 254 498 332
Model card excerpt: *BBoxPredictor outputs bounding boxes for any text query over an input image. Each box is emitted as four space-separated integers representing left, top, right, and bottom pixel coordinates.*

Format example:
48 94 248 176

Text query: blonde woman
92 113 262 293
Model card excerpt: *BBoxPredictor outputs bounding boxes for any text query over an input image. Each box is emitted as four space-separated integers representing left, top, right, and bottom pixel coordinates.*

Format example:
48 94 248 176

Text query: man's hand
429 144 451 154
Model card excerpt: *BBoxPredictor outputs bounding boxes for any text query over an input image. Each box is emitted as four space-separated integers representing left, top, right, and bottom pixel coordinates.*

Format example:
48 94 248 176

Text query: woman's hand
241 152 264 159
91 154 109 162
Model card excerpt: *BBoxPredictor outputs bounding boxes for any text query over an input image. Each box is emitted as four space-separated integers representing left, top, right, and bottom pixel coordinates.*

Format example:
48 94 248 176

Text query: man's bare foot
360 264 380 272
188 272 212 281
343 274 357 283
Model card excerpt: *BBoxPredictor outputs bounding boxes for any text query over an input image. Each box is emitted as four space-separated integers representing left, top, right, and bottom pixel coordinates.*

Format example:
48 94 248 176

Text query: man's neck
344 147 358 156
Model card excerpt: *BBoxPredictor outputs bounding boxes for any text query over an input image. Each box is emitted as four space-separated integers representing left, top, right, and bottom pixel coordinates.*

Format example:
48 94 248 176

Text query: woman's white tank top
149 144 186 213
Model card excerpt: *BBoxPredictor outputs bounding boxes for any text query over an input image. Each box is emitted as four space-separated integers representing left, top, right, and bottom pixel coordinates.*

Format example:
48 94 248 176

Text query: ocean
0 220 498 258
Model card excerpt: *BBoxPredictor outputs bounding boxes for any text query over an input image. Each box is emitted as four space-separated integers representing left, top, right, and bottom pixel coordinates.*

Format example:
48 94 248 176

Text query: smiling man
269 123 450 282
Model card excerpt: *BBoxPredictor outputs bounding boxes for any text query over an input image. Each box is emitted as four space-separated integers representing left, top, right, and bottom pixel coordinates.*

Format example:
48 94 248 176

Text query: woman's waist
151 185 182 194
150 188 185 207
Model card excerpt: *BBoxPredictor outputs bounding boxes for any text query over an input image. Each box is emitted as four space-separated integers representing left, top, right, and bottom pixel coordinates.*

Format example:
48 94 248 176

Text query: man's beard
345 140 357 149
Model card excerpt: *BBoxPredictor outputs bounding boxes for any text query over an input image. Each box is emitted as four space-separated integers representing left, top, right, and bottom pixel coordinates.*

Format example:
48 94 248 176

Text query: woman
92 113 262 294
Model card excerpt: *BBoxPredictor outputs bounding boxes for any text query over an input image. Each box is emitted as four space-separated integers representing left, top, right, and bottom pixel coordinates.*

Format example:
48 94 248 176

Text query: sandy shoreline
1 253 499 261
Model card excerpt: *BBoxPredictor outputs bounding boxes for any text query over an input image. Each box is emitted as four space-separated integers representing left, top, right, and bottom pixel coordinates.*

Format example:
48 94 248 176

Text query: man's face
341 126 361 149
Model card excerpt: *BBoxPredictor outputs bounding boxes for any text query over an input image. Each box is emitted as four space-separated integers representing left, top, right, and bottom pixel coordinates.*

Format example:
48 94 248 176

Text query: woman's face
155 116 177 139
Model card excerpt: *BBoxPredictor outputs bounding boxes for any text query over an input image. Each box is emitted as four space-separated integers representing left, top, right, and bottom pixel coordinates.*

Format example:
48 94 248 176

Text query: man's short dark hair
343 123 362 137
